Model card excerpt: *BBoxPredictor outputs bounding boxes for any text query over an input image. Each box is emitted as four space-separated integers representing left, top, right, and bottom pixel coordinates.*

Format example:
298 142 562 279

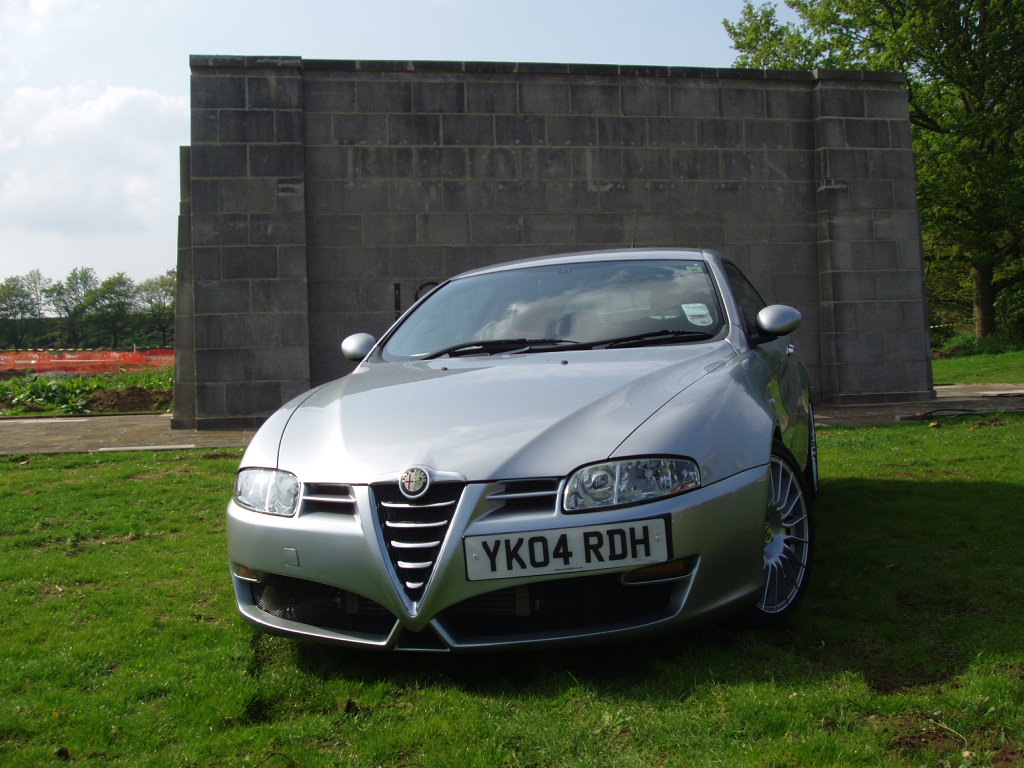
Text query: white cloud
0 0 80 55
0 84 186 236
0 83 184 149
0 83 186 280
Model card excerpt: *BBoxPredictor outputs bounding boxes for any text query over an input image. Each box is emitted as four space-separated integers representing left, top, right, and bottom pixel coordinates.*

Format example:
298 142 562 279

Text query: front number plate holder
464 518 669 581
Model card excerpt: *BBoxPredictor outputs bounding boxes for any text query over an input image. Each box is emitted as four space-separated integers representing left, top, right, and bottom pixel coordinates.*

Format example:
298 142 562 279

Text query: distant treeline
0 267 175 350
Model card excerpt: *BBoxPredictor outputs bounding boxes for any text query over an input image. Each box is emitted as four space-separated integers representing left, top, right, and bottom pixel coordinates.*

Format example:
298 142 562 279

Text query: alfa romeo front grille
373 482 463 602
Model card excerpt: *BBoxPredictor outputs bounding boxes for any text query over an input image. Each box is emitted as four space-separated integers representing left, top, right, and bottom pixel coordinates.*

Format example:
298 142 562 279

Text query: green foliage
0 368 173 416
724 0 1024 341
935 332 1024 356
1 375 94 414
0 266 175 349
1 421 1023 766
723 2 826 69
995 282 1024 338
926 258 974 340
0 275 37 348
45 266 99 348
135 271 177 347
84 273 136 349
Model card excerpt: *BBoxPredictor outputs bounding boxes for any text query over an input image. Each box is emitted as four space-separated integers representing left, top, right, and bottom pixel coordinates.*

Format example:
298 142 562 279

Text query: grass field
2 416 1023 767
931 350 1024 385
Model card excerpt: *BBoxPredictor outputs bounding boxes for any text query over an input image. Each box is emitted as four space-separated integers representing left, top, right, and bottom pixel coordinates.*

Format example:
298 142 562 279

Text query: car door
720 260 804 450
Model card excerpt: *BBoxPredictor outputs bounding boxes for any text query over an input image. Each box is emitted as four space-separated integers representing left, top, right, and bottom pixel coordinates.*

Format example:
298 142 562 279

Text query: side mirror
753 305 801 344
341 333 377 362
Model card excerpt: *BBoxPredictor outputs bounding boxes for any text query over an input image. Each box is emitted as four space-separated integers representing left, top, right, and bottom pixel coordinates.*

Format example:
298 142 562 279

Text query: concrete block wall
175 56 932 429
175 57 312 429
811 72 932 403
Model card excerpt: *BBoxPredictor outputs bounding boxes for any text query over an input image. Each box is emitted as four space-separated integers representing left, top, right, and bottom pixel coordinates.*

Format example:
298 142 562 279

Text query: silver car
228 248 817 651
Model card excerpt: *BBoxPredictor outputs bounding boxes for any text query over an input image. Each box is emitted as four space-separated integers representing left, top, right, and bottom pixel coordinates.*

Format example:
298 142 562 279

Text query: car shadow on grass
290 477 1024 701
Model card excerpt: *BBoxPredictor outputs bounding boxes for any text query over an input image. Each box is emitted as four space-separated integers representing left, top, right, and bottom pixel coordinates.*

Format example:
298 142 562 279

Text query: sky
0 0 789 285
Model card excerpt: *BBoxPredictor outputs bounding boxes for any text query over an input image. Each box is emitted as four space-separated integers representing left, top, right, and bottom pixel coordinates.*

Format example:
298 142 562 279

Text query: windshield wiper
422 330 711 359
423 338 575 359
596 329 714 349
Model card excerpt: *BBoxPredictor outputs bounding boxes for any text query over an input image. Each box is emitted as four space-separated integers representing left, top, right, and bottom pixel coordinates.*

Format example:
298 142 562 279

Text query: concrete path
1 384 1023 456
0 413 255 456
815 383 1024 427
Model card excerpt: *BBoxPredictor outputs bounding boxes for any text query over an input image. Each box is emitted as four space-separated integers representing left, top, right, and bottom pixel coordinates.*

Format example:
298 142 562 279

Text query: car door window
722 261 766 336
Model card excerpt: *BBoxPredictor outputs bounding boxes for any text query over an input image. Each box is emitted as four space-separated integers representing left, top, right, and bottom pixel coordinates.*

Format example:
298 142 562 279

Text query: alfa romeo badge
399 466 430 499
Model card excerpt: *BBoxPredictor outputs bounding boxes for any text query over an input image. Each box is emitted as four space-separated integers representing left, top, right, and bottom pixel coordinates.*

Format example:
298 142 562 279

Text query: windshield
382 259 724 360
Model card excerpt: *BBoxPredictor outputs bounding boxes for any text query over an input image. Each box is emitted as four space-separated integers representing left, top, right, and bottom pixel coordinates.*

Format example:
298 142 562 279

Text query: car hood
271 344 734 483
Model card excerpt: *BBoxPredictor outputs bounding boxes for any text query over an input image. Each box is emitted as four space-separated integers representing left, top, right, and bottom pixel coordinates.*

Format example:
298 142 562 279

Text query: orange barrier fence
0 349 175 374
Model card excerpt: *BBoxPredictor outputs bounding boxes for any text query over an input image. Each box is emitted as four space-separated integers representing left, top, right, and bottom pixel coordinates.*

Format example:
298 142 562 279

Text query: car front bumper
227 464 770 651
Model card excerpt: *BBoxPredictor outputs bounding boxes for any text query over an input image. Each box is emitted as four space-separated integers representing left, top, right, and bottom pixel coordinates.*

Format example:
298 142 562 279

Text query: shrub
0 368 173 416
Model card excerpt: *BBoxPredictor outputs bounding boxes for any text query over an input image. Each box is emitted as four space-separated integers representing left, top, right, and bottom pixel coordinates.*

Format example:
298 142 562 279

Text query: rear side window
722 261 767 336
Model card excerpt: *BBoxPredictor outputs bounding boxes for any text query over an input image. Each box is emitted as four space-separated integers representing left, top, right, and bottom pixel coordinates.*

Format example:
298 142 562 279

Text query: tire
750 441 813 624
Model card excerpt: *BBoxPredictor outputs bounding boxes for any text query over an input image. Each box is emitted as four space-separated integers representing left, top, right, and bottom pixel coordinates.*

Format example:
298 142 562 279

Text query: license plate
464 518 669 581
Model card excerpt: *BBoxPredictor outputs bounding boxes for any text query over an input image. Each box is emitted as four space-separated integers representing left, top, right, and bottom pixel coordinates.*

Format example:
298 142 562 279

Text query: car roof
451 247 722 280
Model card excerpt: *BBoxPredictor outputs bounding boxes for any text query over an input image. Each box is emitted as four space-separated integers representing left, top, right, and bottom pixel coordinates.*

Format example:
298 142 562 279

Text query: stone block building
174 55 932 429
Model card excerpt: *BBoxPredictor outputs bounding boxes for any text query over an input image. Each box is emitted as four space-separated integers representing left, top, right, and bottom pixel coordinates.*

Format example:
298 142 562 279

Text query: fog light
623 556 698 585
232 563 260 582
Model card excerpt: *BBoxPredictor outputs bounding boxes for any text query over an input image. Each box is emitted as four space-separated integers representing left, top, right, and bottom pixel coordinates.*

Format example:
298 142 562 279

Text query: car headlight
235 468 300 517
563 457 700 512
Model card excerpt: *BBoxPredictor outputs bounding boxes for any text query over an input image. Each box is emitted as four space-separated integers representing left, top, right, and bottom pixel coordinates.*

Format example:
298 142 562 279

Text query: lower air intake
251 575 396 636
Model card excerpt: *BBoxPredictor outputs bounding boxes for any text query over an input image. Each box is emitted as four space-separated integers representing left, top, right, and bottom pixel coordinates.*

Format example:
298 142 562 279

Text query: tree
0 266 180 349
0 276 35 348
22 270 51 320
85 273 137 348
21 269 55 346
724 0 1024 341
135 269 176 347
45 267 99 347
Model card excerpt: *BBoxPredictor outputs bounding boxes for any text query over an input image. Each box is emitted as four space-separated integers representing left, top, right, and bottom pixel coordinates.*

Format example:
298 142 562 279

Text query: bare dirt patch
86 386 172 413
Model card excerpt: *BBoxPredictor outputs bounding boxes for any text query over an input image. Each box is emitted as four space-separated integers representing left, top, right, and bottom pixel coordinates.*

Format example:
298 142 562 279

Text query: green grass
931 350 1024 385
1 419 1023 767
